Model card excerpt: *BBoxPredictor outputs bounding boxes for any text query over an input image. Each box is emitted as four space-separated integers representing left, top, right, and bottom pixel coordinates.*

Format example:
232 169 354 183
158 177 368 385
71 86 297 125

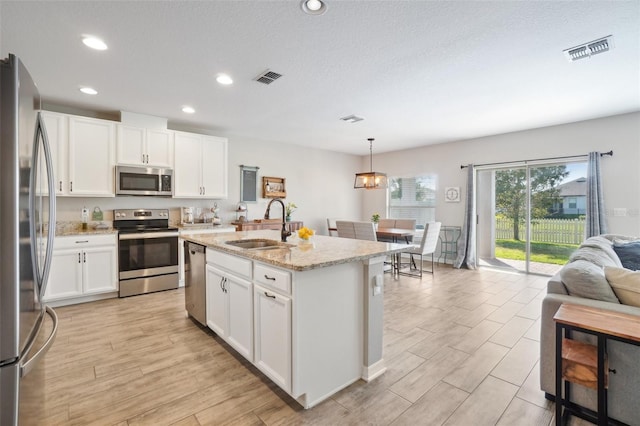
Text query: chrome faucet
264 198 292 242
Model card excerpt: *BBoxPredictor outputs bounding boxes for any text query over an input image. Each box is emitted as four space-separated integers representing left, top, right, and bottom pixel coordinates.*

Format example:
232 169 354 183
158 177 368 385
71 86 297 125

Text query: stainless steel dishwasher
184 242 206 326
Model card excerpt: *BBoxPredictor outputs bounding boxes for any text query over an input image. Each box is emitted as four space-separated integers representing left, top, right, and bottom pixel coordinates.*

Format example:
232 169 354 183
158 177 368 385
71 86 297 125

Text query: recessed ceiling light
182 106 195 114
82 36 108 51
79 87 98 95
301 0 327 15
216 74 233 85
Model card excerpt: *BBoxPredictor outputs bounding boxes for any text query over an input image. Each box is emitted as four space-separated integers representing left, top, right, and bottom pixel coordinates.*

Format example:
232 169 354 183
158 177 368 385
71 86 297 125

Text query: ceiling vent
564 35 614 62
254 70 282 85
340 115 364 123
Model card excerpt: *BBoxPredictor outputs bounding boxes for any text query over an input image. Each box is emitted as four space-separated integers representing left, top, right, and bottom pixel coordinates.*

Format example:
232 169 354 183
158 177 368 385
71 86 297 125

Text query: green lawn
495 239 578 265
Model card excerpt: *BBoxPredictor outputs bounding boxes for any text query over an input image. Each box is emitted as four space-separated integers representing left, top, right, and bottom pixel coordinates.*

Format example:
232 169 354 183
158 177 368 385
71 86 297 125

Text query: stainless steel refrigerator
0 54 58 425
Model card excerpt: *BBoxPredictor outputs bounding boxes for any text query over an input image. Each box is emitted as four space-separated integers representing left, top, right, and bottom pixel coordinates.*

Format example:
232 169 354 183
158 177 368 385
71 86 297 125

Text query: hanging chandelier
354 138 388 189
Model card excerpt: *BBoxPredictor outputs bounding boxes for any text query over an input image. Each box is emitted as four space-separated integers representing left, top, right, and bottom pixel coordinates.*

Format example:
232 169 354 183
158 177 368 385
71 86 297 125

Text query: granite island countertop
182 229 407 271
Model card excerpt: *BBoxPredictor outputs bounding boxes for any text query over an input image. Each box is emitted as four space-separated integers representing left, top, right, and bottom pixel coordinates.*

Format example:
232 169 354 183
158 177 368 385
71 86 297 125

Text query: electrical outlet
373 274 383 296
613 208 628 217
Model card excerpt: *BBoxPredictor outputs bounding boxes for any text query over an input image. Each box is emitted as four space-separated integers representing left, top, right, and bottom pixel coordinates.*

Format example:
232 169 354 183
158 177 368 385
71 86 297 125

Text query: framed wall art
262 176 286 198
240 165 259 202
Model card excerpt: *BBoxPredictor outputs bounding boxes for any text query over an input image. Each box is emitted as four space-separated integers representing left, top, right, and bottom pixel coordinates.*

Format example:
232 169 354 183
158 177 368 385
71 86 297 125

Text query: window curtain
454 165 476 269
586 151 608 237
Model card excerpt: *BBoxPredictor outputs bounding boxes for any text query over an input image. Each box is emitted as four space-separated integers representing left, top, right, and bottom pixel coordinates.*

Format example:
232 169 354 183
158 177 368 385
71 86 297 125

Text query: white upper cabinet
68 116 115 196
116 125 173 167
174 131 227 199
40 111 68 195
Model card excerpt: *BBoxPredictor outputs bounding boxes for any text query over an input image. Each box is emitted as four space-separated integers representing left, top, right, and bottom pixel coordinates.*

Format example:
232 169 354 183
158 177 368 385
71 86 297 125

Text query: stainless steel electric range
113 209 179 297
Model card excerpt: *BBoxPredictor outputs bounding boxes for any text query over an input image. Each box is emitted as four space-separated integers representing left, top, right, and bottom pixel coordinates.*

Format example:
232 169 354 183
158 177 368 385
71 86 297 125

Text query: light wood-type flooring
35 265 589 425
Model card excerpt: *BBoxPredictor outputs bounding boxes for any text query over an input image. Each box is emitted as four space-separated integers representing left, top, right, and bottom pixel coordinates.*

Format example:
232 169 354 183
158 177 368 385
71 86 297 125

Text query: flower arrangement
285 202 297 217
297 226 315 240
371 213 380 223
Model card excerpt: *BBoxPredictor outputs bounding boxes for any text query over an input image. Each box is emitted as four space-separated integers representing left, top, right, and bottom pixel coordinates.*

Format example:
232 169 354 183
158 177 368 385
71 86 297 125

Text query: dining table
375 227 415 276
375 227 415 244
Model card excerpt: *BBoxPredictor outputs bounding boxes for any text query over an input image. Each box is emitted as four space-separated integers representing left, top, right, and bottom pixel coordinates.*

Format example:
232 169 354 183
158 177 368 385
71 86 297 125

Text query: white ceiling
1 1 639 155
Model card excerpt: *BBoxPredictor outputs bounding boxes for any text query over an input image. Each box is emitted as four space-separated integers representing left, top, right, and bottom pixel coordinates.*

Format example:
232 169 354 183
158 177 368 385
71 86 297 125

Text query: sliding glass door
477 161 586 275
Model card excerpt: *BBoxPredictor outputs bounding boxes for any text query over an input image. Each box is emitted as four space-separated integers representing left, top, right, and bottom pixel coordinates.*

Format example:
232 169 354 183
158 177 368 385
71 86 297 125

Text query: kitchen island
182 229 406 408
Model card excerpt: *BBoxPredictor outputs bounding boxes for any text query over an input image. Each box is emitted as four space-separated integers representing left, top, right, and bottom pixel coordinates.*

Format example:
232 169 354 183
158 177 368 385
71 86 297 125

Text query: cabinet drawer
206 249 252 279
254 263 291 295
55 234 116 249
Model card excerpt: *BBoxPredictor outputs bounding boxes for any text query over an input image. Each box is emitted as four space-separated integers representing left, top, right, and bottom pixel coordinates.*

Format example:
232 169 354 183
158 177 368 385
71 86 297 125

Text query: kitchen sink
225 239 292 250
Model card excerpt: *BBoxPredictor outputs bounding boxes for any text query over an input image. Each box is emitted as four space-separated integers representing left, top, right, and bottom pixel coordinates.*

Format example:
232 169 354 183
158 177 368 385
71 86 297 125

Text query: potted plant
285 202 297 222
371 213 380 228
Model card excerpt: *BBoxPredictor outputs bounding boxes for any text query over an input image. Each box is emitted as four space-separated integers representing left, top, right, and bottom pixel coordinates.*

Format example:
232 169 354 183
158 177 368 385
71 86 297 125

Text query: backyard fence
495 218 585 245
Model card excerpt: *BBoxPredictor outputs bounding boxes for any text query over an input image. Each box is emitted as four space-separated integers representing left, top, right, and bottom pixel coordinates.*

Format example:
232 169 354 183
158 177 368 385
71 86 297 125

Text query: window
388 175 436 227
567 197 577 209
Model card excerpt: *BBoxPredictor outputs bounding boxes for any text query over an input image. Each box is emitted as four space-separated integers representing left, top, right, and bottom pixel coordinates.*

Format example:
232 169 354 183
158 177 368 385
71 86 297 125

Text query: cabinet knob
264 292 276 299
264 275 276 281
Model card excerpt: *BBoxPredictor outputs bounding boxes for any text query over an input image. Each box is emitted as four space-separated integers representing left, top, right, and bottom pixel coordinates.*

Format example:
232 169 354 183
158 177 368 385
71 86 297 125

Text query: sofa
540 234 640 424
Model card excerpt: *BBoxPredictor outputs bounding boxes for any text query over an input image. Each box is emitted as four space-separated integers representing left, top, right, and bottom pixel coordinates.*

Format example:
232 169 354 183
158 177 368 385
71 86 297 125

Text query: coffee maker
181 207 194 224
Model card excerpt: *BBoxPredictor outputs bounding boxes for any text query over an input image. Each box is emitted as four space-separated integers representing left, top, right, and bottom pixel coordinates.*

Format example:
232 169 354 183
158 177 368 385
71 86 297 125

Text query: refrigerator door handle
32 112 57 299
20 306 58 378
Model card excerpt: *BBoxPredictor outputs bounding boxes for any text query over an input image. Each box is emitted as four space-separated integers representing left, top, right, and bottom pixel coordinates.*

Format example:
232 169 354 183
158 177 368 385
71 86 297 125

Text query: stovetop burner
113 208 173 232
117 226 178 234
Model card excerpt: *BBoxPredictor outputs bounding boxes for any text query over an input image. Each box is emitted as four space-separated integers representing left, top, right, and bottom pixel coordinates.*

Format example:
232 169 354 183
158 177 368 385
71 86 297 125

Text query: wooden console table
553 304 640 425
232 220 303 232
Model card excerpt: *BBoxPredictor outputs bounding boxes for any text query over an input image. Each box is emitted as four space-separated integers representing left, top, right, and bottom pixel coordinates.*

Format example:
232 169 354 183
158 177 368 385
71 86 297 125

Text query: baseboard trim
362 359 386 382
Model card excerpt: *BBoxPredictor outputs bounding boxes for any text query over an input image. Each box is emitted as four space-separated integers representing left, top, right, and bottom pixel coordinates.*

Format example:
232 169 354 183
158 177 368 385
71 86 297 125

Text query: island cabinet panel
205 264 253 361
254 283 292 393
206 264 226 336
254 263 291 295
194 239 384 410
290 262 364 407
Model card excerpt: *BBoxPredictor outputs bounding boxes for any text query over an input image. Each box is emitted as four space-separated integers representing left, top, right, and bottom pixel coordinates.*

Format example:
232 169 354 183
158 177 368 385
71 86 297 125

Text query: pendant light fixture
354 138 388 189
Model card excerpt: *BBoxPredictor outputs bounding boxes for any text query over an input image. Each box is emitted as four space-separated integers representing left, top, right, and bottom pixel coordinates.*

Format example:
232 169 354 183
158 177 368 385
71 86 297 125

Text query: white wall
56 136 363 236
362 112 640 236
56 112 639 237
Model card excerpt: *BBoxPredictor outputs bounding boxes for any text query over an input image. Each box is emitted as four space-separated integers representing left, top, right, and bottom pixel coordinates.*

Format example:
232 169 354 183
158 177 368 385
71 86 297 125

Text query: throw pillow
612 240 640 271
604 266 640 307
560 260 620 303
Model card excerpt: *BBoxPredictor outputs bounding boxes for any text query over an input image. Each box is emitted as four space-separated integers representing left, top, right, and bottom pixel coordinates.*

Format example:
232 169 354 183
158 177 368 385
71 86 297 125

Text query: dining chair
378 219 396 229
353 221 378 241
398 222 442 278
336 220 356 239
376 219 396 242
327 218 339 236
394 219 416 243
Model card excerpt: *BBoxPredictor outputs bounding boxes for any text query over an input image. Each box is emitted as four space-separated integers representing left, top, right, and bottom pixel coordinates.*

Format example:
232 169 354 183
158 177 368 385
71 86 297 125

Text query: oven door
118 232 179 279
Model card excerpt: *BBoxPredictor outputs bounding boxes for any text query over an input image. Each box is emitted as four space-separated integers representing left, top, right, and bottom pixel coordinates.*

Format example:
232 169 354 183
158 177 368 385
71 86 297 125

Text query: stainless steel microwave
116 165 173 196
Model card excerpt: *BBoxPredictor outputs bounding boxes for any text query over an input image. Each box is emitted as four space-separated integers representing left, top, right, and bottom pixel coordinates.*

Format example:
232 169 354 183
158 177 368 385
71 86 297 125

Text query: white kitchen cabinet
205 264 253 361
44 234 118 304
174 132 227 199
45 248 83 300
116 124 173 167
253 283 292 393
68 116 116 196
41 111 68 195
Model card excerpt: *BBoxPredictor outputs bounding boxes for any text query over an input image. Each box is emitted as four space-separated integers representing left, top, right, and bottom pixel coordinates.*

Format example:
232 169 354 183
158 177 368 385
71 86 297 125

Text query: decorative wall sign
445 187 461 202
240 165 259 202
263 176 286 198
